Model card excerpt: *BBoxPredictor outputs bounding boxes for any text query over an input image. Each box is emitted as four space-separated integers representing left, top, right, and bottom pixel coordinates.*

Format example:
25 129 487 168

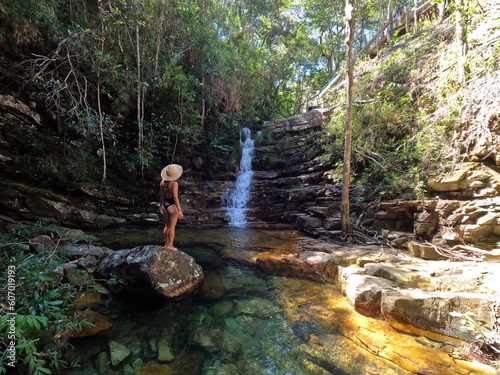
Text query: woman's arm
159 180 166 213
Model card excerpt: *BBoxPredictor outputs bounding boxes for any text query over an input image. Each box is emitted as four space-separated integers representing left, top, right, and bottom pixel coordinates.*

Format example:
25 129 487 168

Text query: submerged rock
157 338 175 361
109 341 131 366
193 328 225 352
234 297 280 317
95 245 204 299
199 273 226 300
135 361 172 375
56 310 112 343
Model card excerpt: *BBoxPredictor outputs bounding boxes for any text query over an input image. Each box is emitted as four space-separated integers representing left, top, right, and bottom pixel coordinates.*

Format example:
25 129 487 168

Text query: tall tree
342 0 355 237
455 0 468 84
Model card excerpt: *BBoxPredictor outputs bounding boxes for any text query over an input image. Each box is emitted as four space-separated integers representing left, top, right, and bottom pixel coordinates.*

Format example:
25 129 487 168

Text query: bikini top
161 180 178 200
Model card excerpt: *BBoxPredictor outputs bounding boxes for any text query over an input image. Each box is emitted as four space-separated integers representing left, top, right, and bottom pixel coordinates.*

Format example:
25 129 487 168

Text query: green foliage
0 224 95 374
203 122 241 171
321 82 457 200
255 128 273 147
0 0 59 32
260 153 278 165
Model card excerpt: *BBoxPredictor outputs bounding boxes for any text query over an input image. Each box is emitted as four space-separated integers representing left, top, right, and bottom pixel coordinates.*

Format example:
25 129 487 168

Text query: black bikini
162 181 177 207
164 197 175 207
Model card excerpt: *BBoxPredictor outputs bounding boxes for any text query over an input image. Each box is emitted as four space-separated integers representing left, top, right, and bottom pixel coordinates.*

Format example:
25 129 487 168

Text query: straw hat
161 164 183 181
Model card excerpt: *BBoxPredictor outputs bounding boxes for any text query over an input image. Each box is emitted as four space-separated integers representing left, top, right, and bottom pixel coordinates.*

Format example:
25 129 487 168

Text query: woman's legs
163 222 170 248
165 205 179 250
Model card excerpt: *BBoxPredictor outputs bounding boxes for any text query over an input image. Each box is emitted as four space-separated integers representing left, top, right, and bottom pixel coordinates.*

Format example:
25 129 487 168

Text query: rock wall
249 109 500 252
249 108 347 234
373 163 500 250
0 94 234 228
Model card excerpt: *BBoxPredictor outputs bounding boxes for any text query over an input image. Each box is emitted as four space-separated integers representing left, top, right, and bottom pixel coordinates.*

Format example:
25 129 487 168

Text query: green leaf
38 367 52 374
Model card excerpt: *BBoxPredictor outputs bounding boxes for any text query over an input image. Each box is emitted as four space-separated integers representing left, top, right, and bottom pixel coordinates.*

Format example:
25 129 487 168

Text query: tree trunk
136 24 144 173
342 0 355 237
98 4 107 183
456 0 467 84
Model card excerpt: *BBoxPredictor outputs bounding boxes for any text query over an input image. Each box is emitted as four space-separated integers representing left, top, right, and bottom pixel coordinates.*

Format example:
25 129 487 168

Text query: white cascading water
222 128 255 227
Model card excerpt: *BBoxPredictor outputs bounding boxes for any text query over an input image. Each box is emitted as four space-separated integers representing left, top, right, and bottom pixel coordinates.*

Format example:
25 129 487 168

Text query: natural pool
63 226 353 375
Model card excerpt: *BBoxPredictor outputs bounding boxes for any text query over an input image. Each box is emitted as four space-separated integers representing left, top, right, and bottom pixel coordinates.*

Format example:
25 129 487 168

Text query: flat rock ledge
256 238 500 374
95 245 204 299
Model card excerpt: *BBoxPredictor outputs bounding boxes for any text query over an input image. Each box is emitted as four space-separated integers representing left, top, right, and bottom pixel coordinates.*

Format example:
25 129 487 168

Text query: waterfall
222 128 255 227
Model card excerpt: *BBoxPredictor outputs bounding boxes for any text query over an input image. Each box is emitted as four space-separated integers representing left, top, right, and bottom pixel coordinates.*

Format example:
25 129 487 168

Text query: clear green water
63 226 349 375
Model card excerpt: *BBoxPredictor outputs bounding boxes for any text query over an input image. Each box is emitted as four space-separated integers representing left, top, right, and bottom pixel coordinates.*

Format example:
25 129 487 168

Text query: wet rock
217 364 239 375
131 358 143 371
234 298 280 317
168 351 205 375
199 273 226 300
307 206 330 218
57 311 112 343
60 228 85 240
73 291 102 309
95 351 109 374
302 215 324 230
193 328 224 352
94 245 204 299
157 338 175 361
224 317 239 330
209 301 235 317
256 250 339 282
124 364 134 375
109 341 131 366
276 277 498 375
128 341 142 356
148 339 158 356
221 267 267 294
220 248 260 265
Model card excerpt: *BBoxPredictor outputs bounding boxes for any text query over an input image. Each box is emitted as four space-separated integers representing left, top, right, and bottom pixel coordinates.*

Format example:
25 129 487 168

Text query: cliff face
248 108 500 251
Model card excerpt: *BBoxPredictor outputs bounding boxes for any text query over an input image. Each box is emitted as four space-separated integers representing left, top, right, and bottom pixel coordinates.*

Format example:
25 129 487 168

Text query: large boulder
95 245 204 299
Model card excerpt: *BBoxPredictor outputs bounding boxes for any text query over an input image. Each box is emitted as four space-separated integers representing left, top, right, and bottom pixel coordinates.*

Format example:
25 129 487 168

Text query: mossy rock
64 268 90 285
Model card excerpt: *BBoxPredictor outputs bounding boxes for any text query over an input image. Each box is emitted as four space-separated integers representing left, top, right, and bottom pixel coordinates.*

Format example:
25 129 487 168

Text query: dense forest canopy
0 0 394 187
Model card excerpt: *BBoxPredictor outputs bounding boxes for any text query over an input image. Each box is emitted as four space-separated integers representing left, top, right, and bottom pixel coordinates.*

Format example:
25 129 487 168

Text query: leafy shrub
0 225 94 374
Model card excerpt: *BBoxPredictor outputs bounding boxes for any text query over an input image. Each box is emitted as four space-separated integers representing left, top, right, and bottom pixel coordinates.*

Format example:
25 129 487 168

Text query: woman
159 164 184 250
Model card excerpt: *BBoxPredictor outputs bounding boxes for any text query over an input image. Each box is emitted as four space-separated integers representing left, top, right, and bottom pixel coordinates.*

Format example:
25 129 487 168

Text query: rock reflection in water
64 227 349 375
